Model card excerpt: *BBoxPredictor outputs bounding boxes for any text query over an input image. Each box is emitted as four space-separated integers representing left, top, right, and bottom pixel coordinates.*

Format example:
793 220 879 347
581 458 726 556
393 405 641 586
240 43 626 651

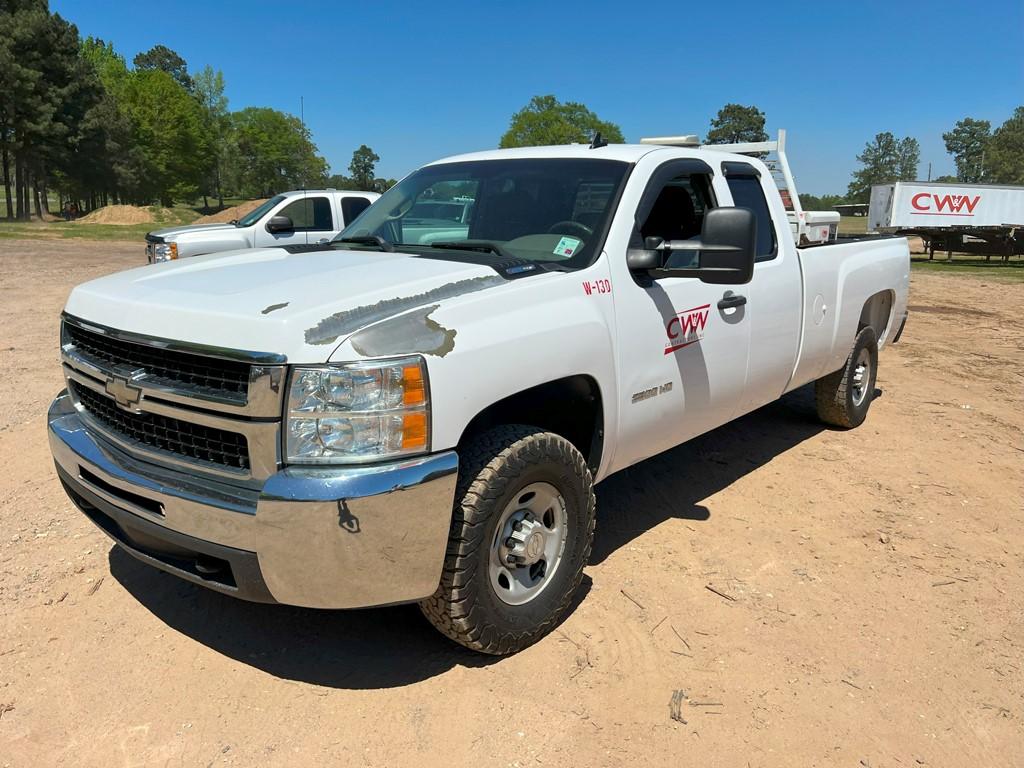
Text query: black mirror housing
267 215 294 234
691 207 756 285
630 207 757 285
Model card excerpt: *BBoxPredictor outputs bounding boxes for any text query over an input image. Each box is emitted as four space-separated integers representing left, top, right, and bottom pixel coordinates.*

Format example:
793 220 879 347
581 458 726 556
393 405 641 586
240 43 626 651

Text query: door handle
717 294 747 310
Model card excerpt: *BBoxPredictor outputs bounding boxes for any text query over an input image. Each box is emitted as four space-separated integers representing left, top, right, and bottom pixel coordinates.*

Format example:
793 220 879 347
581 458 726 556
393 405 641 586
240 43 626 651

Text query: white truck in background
145 189 379 262
50 139 909 655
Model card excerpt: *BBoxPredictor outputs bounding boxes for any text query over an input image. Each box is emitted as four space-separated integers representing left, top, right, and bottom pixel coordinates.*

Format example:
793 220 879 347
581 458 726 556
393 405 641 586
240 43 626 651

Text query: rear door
719 162 802 415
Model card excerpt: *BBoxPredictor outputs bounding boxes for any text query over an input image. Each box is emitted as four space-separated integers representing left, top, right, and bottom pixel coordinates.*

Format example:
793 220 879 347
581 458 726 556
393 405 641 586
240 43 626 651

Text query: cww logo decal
911 192 980 216
665 304 710 354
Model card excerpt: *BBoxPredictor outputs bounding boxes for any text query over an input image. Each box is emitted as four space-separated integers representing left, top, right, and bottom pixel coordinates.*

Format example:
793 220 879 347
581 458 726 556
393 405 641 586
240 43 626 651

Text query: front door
610 161 753 472
253 195 335 248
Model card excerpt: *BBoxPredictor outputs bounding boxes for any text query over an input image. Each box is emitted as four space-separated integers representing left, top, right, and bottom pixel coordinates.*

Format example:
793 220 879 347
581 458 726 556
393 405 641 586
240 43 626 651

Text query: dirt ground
0 239 1021 768
193 199 267 225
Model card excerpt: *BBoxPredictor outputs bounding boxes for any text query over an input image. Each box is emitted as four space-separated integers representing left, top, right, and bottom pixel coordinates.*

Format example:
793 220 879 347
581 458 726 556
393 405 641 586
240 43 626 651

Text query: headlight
286 357 429 464
152 242 178 262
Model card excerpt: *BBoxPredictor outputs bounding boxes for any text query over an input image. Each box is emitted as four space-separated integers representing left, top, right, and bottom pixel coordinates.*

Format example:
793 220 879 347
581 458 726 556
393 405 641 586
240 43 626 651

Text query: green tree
846 132 920 204
193 65 229 208
499 95 624 148
987 107 1024 185
232 107 327 196
133 44 193 92
942 118 991 183
705 104 768 145
0 2 104 218
348 144 379 190
121 69 209 205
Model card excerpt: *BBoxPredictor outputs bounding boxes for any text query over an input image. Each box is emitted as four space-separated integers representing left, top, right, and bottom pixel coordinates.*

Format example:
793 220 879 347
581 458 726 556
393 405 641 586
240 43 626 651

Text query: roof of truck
278 189 379 198
427 143 742 166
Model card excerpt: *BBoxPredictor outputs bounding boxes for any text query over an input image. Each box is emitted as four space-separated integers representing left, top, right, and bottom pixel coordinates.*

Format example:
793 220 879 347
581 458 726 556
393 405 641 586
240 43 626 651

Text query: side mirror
628 207 757 285
266 215 293 234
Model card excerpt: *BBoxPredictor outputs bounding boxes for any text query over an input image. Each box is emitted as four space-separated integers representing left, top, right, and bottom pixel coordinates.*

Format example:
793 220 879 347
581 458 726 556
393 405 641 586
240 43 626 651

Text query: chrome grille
60 314 286 482
65 322 251 398
71 381 250 471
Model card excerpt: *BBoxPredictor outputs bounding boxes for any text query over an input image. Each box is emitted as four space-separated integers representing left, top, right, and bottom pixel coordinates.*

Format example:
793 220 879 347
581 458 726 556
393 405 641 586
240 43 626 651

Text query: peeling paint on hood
349 304 457 358
304 275 505 346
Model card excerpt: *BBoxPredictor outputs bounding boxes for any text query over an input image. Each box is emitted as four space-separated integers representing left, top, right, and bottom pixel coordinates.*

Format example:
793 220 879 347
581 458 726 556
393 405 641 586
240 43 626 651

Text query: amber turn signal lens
401 411 428 450
402 364 426 406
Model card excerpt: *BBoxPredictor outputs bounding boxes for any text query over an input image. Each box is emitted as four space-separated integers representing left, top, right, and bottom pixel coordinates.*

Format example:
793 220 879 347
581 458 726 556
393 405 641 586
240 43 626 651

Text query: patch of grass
0 204 199 242
837 216 868 236
911 254 1024 282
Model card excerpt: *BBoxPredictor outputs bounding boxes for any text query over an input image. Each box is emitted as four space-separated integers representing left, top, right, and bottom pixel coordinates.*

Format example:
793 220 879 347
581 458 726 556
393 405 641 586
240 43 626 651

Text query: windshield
236 195 286 227
333 158 629 270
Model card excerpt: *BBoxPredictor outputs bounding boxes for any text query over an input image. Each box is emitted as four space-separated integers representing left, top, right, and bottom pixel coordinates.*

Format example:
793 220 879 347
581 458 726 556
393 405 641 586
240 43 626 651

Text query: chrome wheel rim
851 347 872 407
488 482 568 606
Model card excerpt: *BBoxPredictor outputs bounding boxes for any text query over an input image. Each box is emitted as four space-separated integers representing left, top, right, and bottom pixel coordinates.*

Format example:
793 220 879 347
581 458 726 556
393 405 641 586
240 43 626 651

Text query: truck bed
788 236 910 391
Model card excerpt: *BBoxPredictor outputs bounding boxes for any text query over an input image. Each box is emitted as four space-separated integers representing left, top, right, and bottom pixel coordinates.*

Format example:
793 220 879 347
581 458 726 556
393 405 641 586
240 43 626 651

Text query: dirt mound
74 205 156 225
194 199 267 224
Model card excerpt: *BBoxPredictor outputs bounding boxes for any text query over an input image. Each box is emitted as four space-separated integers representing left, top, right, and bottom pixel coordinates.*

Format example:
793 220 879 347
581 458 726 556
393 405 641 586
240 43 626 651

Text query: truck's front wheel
815 326 879 428
419 426 595 655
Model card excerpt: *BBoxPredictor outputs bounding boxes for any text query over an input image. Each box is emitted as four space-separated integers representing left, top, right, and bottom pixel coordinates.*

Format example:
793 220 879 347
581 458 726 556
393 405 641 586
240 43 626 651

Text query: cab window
724 174 777 261
278 197 333 231
638 173 715 268
341 196 372 225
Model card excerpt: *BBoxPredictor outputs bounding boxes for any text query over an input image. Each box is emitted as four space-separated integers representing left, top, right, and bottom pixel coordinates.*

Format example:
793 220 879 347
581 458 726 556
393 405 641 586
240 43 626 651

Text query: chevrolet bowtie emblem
105 376 143 411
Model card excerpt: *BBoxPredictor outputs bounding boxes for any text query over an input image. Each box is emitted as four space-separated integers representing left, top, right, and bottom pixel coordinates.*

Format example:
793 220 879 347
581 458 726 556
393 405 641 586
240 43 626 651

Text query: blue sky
54 0 1023 194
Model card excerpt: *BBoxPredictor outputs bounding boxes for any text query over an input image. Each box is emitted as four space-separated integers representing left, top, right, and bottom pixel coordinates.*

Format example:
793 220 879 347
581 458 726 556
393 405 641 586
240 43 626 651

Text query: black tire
419 425 595 655
815 326 879 428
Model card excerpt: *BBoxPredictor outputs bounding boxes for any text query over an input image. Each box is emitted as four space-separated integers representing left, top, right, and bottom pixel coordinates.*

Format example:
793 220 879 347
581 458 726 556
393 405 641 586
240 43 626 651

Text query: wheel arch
858 289 895 345
456 375 605 474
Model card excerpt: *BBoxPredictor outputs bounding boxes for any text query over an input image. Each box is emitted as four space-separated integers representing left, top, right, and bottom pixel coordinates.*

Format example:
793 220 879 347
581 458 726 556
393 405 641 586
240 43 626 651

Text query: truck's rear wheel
815 326 878 428
419 425 595 655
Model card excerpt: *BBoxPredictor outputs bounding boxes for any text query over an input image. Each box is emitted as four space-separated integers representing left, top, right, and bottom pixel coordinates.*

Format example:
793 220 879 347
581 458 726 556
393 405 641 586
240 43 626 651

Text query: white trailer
641 129 840 246
868 181 1024 261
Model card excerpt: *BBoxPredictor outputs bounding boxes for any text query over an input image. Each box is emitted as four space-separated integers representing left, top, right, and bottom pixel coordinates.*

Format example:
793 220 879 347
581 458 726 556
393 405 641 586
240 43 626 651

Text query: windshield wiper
335 234 395 252
429 241 513 260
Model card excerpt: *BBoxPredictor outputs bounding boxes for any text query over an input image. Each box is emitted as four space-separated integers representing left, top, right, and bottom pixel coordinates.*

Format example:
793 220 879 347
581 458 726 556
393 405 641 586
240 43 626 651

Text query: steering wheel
547 221 593 239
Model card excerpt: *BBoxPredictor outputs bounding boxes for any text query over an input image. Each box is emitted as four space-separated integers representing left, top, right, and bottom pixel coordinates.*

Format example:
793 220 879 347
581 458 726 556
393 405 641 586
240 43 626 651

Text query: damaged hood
64 247 508 362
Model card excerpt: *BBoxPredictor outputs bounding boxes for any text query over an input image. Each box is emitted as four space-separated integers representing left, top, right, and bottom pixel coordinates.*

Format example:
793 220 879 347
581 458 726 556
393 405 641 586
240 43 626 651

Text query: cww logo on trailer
911 192 981 216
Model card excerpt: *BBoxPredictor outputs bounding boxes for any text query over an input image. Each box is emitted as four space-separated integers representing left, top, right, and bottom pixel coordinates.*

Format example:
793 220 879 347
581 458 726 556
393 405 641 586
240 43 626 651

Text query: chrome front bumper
48 391 459 609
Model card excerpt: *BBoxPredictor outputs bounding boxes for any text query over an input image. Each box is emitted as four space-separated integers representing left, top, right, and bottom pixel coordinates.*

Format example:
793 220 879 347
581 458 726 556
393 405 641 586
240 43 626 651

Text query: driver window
639 174 714 268
278 196 332 231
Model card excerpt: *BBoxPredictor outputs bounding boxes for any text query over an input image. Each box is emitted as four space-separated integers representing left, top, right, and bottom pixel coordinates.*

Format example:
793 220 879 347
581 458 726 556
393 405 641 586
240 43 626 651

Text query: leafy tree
800 193 847 210
500 95 624 148
942 118 991 183
0 2 104 218
193 65 229 208
705 104 768 145
932 174 958 183
121 69 209 205
133 44 193 92
232 107 327 196
348 144 379 190
987 107 1024 185
846 132 920 204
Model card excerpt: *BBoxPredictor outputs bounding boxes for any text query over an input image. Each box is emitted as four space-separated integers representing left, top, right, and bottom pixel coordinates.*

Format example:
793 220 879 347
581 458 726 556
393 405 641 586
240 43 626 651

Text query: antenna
589 132 608 149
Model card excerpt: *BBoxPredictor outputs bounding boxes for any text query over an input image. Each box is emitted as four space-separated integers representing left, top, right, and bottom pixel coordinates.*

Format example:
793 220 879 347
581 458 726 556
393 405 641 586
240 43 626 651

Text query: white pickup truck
145 189 379 262
50 141 909 654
